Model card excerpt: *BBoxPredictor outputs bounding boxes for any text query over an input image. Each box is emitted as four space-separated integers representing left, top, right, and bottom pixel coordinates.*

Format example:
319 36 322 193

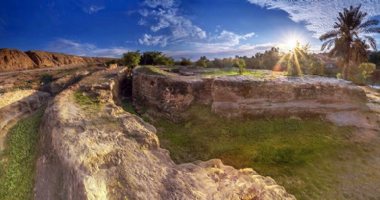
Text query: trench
0 67 98 200
117 71 380 200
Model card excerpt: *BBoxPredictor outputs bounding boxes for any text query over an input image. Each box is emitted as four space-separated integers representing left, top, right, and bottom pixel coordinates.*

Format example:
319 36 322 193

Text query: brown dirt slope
0 48 110 72
0 49 36 71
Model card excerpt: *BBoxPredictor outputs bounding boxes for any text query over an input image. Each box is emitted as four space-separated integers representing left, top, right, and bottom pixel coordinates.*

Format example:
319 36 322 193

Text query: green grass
121 99 137 115
201 68 268 78
73 90 100 111
0 109 44 200
151 106 354 199
135 66 171 76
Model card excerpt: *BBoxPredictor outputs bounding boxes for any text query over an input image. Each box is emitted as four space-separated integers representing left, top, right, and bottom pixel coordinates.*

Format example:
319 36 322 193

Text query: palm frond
319 30 339 41
321 39 335 51
359 19 379 29
365 27 380 33
364 36 377 50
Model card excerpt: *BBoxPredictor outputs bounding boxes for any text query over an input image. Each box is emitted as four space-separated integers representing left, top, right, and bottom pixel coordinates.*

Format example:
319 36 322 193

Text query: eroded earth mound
0 48 110 72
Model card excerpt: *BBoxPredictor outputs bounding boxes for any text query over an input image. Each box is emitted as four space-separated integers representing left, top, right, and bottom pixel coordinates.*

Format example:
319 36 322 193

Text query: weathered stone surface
35 69 295 200
133 68 369 122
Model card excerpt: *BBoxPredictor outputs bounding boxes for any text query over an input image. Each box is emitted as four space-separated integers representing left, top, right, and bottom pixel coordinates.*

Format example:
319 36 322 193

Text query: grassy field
0 109 44 200
150 106 358 199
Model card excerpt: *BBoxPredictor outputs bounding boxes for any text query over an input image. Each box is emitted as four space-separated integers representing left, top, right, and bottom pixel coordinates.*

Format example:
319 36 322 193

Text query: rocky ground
34 68 294 200
0 66 379 199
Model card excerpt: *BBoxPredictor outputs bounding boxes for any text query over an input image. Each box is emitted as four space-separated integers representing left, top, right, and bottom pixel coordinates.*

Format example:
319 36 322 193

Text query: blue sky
0 0 380 59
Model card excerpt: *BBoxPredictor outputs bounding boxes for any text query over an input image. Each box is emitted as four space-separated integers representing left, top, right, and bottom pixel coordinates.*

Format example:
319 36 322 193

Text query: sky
1 0 380 59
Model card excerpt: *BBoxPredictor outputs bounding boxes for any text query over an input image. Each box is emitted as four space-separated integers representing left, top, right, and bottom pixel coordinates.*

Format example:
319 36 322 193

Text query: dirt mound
0 48 110 72
0 48 36 71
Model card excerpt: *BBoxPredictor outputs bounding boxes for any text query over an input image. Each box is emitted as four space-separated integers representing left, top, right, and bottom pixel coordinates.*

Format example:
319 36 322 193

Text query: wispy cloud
83 5 105 14
144 0 175 9
138 0 206 47
248 0 380 38
165 43 276 60
47 39 128 57
164 30 270 59
138 34 169 47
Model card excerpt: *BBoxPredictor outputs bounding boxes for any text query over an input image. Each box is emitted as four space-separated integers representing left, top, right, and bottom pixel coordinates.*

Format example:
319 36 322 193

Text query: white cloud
165 43 276 60
144 0 175 8
212 30 255 46
248 0 380 38
48 39 128 58
164 30 270 59
83 5 105 14
138 0 206 47
138 34 169 47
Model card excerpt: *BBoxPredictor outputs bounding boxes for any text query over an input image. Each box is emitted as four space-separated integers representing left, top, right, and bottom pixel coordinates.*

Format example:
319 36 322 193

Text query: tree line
113 5 380 85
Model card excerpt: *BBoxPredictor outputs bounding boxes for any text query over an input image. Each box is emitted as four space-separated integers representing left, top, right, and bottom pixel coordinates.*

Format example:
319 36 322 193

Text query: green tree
233 59 246 75
195 56 209 67
178 58 192 66
320 5 380 79
350 62 376 84
369 51 380 69
122 51 141 68
140 51 174 66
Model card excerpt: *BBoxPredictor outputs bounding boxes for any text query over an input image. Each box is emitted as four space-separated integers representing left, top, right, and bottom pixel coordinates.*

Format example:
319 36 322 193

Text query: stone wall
133 68 368 121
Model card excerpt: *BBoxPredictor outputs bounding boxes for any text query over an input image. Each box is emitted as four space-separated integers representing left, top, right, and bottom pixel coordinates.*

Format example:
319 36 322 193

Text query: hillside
0 48 110 72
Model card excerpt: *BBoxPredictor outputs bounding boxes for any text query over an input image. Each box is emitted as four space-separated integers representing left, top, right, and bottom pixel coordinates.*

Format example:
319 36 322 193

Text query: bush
233 59 246 75
350 62 376 85
195 56 209 67
122 51 141 68
140 51 174 66
178 58 192 66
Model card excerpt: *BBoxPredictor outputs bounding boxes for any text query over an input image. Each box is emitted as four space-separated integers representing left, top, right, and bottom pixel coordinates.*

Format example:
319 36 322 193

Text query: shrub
233 59 246 75
178 58 192 66
140 51 174 66
122 51 141 68
350 62 376 85
195 56 209 67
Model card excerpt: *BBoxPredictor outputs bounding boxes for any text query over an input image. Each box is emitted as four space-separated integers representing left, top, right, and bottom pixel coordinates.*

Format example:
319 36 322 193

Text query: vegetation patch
73 90 100 111
135 66 171 76
0 109 44 200
151 106 355 199
201 68 269 78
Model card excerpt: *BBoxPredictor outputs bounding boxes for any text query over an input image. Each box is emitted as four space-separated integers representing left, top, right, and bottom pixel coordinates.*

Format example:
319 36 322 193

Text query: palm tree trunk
342 62 348 79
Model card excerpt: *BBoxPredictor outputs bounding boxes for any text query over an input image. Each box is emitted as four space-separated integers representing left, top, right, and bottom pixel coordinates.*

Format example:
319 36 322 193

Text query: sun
281 33 304 52
286 37 298 50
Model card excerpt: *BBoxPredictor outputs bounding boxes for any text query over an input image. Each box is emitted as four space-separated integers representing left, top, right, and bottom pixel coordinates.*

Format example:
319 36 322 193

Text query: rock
35 69 295 200
133 67 368 121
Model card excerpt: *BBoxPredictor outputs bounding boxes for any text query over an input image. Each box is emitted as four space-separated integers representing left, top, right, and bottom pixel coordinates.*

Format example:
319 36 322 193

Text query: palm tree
320 5 380 79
